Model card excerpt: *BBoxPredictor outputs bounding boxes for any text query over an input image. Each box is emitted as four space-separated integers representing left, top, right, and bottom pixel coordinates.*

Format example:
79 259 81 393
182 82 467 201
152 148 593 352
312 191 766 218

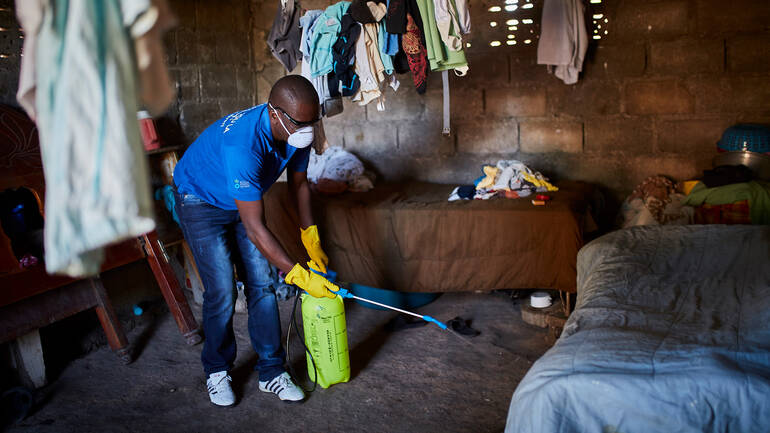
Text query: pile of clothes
448 160 558 201
620 175 693 227
308 146 376 194
268 0 470 116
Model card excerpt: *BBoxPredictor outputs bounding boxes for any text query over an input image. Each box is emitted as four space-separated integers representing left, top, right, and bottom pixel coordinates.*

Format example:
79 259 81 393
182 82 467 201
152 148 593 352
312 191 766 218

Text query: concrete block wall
164 0 258 140
1 0 768 201
244 0 770 201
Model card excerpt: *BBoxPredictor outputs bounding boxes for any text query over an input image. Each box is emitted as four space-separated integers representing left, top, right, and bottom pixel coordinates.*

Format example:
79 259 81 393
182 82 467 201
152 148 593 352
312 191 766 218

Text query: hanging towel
537 0 588 85
25 0 157 276
267 0 303 72
309 2 351 77
301 10 343 117
15 0 45 120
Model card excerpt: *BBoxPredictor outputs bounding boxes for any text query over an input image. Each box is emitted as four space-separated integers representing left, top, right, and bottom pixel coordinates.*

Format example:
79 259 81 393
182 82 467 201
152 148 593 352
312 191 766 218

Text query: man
172 75 340 407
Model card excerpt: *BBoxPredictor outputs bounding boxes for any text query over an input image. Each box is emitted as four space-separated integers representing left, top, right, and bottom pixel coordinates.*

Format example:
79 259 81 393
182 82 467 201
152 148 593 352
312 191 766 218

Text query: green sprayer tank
301 293 350 388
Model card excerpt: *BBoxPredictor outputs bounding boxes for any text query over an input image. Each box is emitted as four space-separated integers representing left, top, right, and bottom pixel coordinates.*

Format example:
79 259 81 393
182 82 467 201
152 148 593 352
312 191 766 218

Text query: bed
505 225 770 433
264 180 596 293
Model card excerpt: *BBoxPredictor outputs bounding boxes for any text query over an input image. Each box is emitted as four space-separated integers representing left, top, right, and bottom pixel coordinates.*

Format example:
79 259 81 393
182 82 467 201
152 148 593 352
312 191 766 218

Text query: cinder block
728 35 770 73
175 29 198 64
200 65 238 100
649 38 723 75
196 30 217 64
321 118 345 147
366 87 426 121
169 66 200 103
179 101 220 139
196 0 237 31
216 32 250 66
465 51 509 85
423 87 482 123
584 117 653 154
398 120 455 156
658 117 732 154
343 121 398 154
218 99 253 117
625 80 694 115
547 80 621 116
486 85 547 117
583 44 646 79
163 31 178 66
235 67 256 102
692 77 770 114
613 0 689 39
170 0 196 30
456 118 519 154
697 0 770 34
520 120 583 153
510 47 550 83
256 62 286 103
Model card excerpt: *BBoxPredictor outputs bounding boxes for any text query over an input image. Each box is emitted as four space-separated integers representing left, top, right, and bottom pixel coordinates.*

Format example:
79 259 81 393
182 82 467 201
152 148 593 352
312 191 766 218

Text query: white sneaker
259 372 305 402
206 371 235 407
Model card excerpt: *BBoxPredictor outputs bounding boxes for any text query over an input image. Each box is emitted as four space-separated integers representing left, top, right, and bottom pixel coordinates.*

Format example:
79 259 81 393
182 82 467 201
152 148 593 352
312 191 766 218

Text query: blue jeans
174 190 285 381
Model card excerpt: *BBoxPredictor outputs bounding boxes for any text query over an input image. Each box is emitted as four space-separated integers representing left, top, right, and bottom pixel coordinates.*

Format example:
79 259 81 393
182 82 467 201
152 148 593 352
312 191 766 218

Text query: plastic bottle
300 293 350 388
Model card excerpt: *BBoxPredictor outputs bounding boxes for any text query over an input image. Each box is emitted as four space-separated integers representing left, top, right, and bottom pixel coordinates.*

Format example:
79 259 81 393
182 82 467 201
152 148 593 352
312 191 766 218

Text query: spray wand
310 268 448 330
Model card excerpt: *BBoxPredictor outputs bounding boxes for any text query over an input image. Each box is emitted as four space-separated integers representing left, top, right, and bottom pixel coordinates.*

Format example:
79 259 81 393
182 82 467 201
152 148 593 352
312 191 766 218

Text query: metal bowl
713 151 770 181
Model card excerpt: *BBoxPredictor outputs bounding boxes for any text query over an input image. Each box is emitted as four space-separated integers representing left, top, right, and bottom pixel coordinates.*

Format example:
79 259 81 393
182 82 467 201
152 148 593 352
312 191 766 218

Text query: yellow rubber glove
300 225 328 273
284 263 338 299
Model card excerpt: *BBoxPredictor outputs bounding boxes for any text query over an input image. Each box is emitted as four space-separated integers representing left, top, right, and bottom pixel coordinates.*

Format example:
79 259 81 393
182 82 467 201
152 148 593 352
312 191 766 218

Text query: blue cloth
173 104 310 210
174 190 286 380
378 20 395 74
309 2 351 77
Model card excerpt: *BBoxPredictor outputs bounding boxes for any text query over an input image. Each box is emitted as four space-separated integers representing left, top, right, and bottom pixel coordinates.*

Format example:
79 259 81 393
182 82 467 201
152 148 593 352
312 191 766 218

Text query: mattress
505 225 770 433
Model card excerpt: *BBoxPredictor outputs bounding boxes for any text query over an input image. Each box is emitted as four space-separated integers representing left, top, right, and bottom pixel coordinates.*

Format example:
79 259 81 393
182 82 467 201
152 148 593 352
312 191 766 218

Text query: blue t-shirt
173 104 310 210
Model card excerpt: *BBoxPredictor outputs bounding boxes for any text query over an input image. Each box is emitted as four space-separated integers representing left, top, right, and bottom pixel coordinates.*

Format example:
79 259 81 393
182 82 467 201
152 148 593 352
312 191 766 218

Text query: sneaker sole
209 400 237 408
258 388 305 403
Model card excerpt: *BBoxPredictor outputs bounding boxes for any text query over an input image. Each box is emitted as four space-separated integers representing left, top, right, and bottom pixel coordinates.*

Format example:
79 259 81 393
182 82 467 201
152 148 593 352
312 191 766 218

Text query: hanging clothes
537 0 588 85
301 10 343 117
415 0 468 74
352 23 385 105
309 1 351 77
328 13 362 98
433 0 470 51
18 0 168 276
267 0 303 72
402 13 428 93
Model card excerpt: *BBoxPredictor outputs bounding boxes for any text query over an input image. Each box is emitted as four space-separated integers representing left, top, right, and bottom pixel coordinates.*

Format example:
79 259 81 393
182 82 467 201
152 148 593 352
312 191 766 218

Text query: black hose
286 292 318 393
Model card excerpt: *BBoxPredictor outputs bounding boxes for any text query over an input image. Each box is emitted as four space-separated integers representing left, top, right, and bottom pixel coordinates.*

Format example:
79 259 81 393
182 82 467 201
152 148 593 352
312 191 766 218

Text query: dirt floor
6 290 553 433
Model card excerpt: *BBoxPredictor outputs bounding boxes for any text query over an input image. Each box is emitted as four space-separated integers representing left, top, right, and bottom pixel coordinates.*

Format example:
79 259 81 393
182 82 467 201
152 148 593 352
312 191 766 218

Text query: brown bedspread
264 181 595 293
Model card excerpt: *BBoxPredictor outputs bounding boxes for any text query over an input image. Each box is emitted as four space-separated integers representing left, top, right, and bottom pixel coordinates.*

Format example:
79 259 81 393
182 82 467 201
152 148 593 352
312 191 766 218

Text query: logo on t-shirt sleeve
233 179 251 189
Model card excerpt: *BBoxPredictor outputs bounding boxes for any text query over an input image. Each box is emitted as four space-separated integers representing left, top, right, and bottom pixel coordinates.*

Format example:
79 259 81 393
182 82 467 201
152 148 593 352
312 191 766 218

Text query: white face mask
271 105 315 149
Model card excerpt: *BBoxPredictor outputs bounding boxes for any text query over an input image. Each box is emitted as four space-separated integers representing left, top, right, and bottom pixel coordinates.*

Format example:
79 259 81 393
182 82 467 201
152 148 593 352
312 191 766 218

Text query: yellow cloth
300 225 328 273
521 172 559 192
476 166 499 190
285 263 338 299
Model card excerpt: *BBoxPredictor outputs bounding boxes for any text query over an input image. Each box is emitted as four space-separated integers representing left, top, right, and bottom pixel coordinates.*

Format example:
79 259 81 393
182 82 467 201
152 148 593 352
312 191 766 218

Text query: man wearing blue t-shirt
173 75 340 407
